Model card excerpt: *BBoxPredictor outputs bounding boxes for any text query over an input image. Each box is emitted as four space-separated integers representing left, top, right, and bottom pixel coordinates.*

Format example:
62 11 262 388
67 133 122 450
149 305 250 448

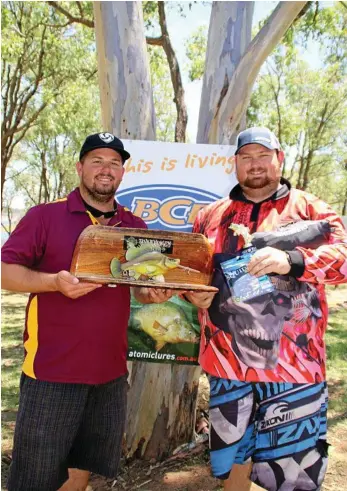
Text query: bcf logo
117 185 220 231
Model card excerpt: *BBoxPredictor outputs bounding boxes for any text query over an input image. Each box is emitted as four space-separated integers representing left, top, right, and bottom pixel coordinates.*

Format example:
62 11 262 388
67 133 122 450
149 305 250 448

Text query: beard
243 175 272 189
82 177 117 203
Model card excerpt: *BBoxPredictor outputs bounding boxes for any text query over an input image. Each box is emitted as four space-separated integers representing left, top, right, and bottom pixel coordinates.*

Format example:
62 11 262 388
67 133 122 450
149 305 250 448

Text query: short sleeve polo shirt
1 188 147 384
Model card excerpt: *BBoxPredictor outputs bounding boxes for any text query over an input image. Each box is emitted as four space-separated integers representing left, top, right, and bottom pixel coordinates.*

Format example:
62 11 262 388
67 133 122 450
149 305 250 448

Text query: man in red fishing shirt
184 127 347 491
1 132 172 491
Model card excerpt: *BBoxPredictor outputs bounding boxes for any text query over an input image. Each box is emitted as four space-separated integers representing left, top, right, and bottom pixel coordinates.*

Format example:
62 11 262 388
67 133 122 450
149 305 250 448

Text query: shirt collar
81 198 117 218
67 188 124 226
67 188 86 213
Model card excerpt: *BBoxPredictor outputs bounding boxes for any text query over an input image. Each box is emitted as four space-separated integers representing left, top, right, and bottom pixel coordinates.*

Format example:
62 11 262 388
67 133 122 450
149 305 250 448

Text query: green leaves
248 3 347 213
2 1 100 207
148 46 176 141
185 25 208 81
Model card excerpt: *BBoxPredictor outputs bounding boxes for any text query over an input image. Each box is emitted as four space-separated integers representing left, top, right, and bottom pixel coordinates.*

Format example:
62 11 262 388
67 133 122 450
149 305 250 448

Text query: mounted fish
110 246 199 283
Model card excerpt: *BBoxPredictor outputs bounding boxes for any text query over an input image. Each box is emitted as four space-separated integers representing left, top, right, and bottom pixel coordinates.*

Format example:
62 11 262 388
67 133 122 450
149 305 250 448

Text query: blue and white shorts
209 378 329 491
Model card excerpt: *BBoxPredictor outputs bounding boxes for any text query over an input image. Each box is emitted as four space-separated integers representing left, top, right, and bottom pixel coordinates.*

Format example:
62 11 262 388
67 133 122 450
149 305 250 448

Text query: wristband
285 251 293 267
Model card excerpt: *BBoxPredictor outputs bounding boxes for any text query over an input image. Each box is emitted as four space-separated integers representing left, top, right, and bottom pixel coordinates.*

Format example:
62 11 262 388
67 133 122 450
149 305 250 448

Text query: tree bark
40 151 50 203
93 1 156 139
126 363 201 460
198 1 307 145
301 149 314 190
93 0 200 461
49 1 188 142
342 187 347 216
197 1 254 144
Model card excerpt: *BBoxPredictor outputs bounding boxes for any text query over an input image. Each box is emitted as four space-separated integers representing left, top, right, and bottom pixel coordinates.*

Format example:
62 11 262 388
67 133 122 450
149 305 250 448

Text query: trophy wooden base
70 226 218 292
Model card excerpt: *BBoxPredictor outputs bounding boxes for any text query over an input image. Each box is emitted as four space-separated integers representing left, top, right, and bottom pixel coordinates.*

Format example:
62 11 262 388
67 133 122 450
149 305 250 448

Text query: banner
118 140 237 365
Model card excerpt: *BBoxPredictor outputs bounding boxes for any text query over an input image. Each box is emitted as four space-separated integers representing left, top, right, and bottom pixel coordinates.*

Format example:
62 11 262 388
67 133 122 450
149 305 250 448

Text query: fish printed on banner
132 303 199 351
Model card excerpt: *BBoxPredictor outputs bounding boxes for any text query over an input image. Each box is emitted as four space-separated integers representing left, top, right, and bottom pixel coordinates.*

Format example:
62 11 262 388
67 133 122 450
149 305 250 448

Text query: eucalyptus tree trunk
197 1 254 144
94 0 201 461
94 1 155 140
198 1 307 145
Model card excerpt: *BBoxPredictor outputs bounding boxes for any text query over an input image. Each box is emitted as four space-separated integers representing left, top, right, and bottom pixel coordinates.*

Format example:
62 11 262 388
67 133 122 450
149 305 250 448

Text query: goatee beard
84 184 115 203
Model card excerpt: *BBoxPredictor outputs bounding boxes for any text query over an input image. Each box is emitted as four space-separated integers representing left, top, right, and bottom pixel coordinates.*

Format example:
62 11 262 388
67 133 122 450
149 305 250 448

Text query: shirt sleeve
296 197 347 285
119 206 148 230
1 205 47 268
192 207 206 235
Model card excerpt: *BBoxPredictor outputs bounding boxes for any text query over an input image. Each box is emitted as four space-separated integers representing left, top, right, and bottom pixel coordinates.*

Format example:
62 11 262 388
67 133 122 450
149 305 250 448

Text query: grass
325 309 347 420
1 291 27 452
1 286 347 491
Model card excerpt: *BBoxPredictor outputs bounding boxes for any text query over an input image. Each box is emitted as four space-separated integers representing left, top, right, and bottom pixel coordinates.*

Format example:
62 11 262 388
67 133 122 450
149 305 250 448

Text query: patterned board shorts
209 377 329 491
7 373 128 491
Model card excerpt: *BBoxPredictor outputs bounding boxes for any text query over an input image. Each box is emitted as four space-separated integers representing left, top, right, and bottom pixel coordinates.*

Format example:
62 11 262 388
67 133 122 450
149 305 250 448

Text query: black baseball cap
235 127 281 155
79 133 131 162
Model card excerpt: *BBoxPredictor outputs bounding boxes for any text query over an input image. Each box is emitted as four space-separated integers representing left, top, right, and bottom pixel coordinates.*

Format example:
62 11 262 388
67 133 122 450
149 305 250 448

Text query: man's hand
184 291 216 309
147 288 175 303
132 287 175 304
247 247 290 277
54 270 102 299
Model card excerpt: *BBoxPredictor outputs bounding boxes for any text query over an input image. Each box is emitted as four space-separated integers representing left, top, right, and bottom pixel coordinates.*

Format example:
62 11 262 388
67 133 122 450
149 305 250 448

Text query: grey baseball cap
235 127 281 155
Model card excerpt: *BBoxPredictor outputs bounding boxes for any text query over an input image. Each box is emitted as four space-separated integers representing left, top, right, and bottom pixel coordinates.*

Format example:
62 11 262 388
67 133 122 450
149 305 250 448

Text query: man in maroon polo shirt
1 133 173 491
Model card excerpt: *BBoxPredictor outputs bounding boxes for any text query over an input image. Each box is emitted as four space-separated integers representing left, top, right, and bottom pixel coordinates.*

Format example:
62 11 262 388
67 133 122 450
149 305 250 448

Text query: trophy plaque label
123 235 174 254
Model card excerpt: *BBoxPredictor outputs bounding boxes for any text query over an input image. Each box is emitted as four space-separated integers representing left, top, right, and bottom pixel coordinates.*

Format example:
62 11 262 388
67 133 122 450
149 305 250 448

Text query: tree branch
157 1 187 142
47 1 94 28
76 1 84 18
47 1 169 56
1 222 11 235
146 36 163 46
7 165 33 181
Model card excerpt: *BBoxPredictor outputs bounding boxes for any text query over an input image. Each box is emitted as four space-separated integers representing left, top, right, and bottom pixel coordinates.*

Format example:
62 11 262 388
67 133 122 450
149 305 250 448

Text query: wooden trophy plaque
70 226 218 292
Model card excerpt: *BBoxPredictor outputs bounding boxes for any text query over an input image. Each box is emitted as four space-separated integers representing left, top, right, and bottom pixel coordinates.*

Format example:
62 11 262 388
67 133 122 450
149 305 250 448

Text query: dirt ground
88 371 347 491
2 289 347 491
2 376 347 491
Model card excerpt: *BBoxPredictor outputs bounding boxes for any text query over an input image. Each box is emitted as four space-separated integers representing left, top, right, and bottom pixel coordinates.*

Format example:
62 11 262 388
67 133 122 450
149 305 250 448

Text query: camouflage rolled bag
251 220 333 250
